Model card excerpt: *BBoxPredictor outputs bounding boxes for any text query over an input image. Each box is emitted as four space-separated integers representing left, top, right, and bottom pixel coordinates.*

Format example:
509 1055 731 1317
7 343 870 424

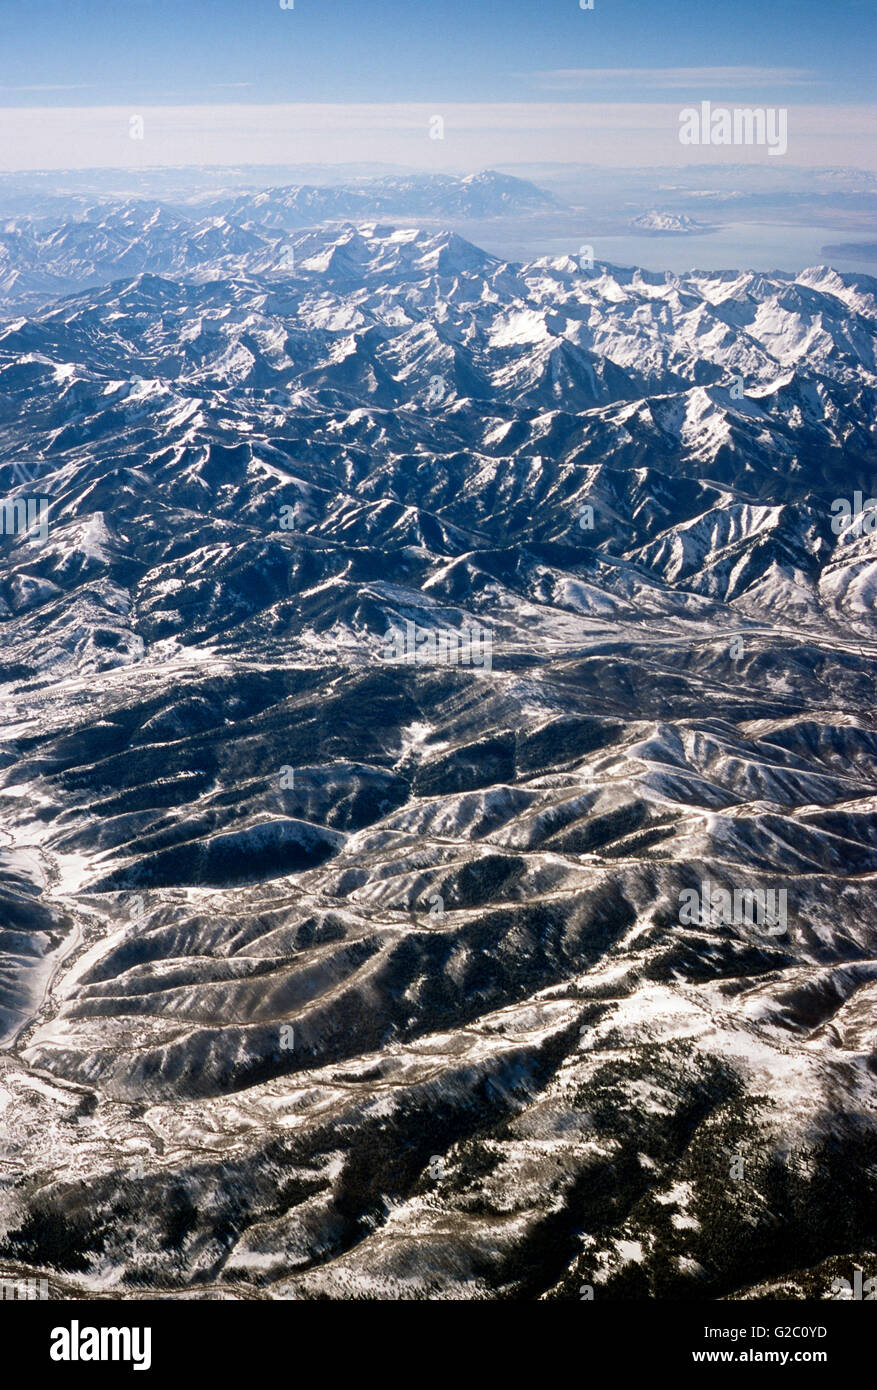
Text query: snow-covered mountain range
0 193 875 1301
0 171 560 308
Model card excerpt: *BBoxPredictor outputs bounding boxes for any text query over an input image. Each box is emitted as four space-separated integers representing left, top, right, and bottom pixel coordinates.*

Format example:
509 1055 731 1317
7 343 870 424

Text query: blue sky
0 0 874 106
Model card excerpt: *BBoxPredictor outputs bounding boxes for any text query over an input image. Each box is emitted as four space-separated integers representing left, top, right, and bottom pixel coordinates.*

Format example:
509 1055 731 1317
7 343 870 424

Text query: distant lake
458 220 877 277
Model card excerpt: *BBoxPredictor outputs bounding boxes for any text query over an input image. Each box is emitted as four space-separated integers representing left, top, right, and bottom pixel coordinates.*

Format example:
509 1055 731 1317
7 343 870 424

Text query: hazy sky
0 0 873 170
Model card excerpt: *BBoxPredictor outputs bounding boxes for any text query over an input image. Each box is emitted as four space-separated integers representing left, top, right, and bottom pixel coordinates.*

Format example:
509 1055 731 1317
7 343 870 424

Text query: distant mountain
216 170 562 226
630 210 714 235
0 173 562 310
821 240 877 262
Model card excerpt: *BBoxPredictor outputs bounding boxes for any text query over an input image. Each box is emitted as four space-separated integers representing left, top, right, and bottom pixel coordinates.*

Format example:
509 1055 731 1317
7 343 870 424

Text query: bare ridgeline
0 173 875 1303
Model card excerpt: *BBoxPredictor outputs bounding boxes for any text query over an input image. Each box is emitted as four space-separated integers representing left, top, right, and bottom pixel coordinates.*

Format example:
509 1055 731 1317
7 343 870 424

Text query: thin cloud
0 81 253 93
0 84 100 92
0 102 872 172
524 67 818 92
